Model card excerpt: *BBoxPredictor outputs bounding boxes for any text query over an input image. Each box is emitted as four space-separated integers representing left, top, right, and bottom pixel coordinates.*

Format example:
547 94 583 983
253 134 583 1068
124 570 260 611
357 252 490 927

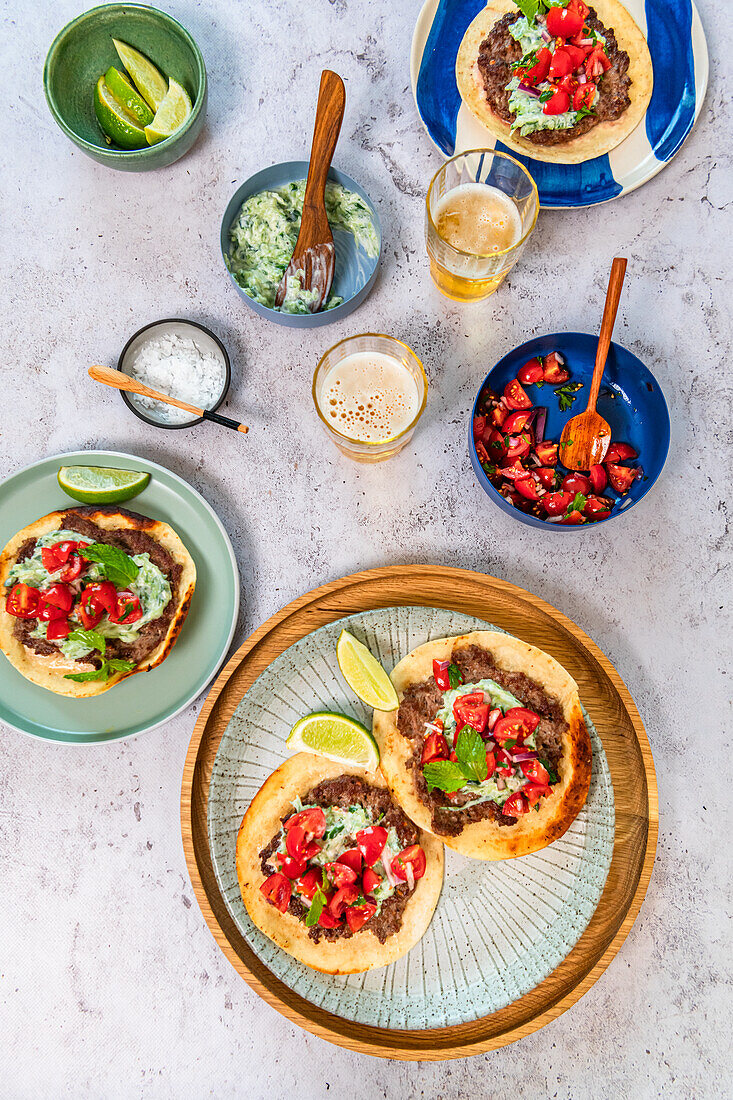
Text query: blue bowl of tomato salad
469 332 670 529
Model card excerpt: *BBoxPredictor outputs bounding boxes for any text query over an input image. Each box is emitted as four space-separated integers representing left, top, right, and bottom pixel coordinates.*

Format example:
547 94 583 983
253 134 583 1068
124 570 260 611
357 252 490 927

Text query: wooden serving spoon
560 257 627 471
89 365 248 434
275 70 346 312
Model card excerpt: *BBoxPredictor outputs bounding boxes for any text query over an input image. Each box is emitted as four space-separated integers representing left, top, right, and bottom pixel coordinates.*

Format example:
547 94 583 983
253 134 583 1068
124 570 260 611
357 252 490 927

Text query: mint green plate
0 451 238 743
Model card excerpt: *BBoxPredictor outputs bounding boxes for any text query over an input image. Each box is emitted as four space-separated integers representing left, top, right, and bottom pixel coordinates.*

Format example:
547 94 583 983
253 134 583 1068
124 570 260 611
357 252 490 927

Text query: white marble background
1 0 731 1096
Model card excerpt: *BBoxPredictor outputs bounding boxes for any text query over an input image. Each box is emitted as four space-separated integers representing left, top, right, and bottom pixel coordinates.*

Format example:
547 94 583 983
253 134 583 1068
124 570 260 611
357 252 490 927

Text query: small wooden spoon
560 257 627 471
275 70 346 312
89 365 248 434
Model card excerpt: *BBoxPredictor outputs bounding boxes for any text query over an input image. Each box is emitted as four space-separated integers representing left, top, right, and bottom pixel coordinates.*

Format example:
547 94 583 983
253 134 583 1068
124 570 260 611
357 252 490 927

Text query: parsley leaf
539 757 559 784
305 887 327 927
455 725 488 783
64 657 135 683
423 760 468 793
67 627 106 656
539 89 554 103
447 663 463 689
81 543 139 589
565 493 587 518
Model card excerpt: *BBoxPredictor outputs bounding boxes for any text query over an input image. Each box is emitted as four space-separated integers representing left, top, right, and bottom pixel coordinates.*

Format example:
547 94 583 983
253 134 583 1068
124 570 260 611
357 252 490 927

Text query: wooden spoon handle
588 257 627 411
302 70 345 221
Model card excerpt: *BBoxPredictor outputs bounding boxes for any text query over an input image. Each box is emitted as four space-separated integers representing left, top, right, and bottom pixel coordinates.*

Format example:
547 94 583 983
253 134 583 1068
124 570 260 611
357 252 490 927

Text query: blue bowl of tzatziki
118 319 230 429
221 161 382 328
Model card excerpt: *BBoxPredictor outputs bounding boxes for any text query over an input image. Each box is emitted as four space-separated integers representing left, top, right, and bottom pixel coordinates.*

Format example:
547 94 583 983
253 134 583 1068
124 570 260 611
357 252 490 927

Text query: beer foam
435 182 522 255
321 351 420 443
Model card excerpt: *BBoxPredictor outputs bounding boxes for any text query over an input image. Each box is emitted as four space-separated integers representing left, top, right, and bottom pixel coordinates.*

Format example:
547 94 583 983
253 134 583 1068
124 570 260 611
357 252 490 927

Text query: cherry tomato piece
487 429 508 460
422 732 450 764
40 583 73 611
502 792 529 818
485 749 496 778
563 44 588 70
537 467 560 490
432 659 451 690
517 358 544 385
523 783 551 809
329 884 360 919
505 432 532 461
362 868 382 895
545 5 584 37
521 759 551 785
573 82 596 110
345 901 377 932
275 852 308 879
568 0 590 19
285 808 326 838
514 475 542 502
286 826 320 862
494 707 541 745
326 861 358 888
517 45 552 85
606 462 640 494
560 510 586 525
490 405 508 429
503 379 532 410
548 46 575 80
562 472 592 496
543 491 573 516
455 702 490 734
499 460 531 482
606 441 638 462
46 618 72 641
337 848 362 875
108 591 143 625
535 441 559 466
296 867 322 900
355 826 388 867
543 87 571 115
318 906 343 929
584 495 613 520
589 463 608 493
585 46 611 80
542 352 570 384
260 872 291 913
502 410 533 434
391 845 427 884
472 414 486 440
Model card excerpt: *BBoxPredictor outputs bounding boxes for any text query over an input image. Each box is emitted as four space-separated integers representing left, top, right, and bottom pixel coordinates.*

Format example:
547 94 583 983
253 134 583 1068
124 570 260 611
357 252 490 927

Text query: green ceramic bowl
43 4 207 172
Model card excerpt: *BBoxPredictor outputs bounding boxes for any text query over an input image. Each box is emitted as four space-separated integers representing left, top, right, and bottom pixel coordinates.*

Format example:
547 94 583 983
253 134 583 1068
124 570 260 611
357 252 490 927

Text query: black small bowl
118 319 231 430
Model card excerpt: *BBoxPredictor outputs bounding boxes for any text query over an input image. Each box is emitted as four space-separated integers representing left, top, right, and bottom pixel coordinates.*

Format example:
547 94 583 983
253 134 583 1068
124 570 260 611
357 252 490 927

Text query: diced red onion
545 515 564 523
578 72 587 84
540 28 551 42
512 750 538 762
496 777 506 790
488 708 502 731
424 721 442 735
484 740 496 752
555 352 566 365
534 406 547 444
579 37 593 45
382 857 398 889
518 83 541 97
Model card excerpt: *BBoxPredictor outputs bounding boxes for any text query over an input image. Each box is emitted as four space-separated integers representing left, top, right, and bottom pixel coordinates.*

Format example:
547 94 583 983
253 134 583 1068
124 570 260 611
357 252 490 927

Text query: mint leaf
455 726 488 783
305 888 326 927
64 657 135 683
81 543 139 588
513 0 539 21
447 663 463 689
423 760 468 794
67 627 106 656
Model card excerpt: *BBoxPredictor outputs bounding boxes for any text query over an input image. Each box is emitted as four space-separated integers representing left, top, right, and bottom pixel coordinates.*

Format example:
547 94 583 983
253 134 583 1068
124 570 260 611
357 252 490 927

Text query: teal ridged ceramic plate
207 606 614 1031
0 450 238 743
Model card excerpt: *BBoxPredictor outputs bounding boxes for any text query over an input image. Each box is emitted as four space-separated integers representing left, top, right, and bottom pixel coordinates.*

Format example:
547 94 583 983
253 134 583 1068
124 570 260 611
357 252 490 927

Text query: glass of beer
426 149 539 302
312 334 428 463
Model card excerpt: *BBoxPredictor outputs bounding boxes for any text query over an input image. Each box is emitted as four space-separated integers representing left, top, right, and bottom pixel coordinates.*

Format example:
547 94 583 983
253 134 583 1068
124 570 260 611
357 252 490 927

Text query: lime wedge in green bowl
112 38 168 111
94 75 147 149
58 465 151 503
104 66 154 127
286 712 380 770
145 78 192 144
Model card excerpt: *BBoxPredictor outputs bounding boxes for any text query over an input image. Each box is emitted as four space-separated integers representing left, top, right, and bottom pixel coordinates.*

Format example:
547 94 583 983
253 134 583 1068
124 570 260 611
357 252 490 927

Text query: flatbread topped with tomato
372 631 592 860
456 0 653 164
0 506 195 697
236 754 444 974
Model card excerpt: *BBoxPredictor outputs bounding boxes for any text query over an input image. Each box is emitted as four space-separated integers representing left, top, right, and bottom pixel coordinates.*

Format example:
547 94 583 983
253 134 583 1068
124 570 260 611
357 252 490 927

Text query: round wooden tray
181 566 657 1060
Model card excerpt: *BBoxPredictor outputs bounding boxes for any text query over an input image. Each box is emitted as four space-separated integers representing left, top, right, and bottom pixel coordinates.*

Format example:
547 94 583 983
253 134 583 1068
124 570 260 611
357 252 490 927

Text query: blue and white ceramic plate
411 0 708 207
207 606 614 1030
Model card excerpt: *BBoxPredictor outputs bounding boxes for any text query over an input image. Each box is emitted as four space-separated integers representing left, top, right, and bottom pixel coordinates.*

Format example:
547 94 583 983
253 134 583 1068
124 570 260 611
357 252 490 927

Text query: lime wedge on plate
112 39 168 111
58 466 151 503
144 78 193 145
94 75 147 149
287 712 380 770
336 630 399 710
104 66 154 127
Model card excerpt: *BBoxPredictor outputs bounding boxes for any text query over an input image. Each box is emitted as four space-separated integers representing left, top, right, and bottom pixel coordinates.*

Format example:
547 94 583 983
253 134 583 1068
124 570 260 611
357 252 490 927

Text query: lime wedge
287 712 380 770
104 66 154 127
144 78 192 145
94 75 147 149
112 39 167 111
336 630 399 711
57 466 151 504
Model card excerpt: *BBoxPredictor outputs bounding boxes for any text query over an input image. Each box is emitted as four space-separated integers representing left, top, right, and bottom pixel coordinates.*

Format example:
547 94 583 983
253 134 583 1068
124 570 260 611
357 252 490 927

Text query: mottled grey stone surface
1 0 731 1096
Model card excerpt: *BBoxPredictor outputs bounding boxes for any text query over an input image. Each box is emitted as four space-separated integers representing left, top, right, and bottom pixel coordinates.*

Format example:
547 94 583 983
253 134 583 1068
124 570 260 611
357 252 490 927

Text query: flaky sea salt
127 332 226 425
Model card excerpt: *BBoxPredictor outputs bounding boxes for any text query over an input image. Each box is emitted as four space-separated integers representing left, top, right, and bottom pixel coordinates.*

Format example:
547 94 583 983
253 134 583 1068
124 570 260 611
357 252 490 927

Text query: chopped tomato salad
473 352 643 524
